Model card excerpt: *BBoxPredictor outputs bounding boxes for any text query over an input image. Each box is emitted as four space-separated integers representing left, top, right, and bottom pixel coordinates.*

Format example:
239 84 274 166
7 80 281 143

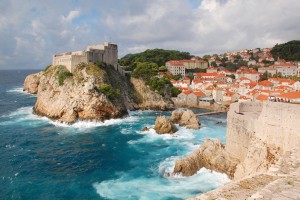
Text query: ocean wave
128 126 197 145
6 87 36 97
93 168 230 200
50 116 138 128
1 106 138 129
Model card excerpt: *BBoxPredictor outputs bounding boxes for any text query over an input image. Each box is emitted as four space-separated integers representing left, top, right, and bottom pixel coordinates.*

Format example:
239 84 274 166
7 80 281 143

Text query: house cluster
165 47 300 108
165 57 208 77
171 71 300 108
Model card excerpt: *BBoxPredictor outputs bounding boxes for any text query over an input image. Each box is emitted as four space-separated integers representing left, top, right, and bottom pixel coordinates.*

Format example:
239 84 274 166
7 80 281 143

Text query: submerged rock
173 139 238 178
141 127 150 132
170 109 201 129
154 116 177 134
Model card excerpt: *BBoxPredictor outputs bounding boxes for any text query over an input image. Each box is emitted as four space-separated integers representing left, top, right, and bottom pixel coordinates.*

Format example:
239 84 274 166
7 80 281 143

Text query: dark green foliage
58 71 73 86
260 71 269 81
145 77 180 97
210 61 217 67
95 84 120 100
158 66 168 72
162 73 182 81
271 40 300 61
223 62 238 71
119 49 192 70
226 74 236 79
237 60 248 67
171 87 181 97
131 62 158 81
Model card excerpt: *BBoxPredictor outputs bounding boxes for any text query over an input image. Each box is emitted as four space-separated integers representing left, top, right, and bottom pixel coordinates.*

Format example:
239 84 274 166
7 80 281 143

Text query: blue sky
0 0 299 70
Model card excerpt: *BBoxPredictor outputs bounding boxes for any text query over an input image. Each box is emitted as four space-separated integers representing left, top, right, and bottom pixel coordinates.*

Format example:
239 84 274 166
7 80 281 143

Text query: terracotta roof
256 94 268 101
183 90 192 95
192 91 205 97
258 80 273 87
269 78 296 85
278 91 300 99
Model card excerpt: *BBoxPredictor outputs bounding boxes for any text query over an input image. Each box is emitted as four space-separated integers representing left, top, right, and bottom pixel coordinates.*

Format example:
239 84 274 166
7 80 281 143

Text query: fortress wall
254 102 300 152
226 101 300 179
52 55 72 72
71 56 87 72
226 101 300 161
238 101 263 113
225 102 256 160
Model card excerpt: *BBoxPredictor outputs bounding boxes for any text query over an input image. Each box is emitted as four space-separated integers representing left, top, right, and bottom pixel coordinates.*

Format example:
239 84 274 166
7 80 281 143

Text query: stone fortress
52 42 118 72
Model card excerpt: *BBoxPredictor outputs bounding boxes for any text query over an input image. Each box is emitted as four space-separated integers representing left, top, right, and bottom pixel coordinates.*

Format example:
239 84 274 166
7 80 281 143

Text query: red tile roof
278 91 300 99
256 94 268 101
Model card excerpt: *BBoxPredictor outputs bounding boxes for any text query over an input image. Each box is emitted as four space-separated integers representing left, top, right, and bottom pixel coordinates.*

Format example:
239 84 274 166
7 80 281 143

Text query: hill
119 49 192 69
271 40 300 61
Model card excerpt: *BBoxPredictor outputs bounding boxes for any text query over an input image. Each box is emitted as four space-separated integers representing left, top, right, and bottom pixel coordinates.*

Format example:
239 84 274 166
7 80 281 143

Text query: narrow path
195 111 227 116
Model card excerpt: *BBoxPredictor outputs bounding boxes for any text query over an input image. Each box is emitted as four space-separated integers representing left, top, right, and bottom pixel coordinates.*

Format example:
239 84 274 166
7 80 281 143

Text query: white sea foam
6 87 36 97
50 115 138 128
1 106 138 130
6 87 24 93
93 168 230 200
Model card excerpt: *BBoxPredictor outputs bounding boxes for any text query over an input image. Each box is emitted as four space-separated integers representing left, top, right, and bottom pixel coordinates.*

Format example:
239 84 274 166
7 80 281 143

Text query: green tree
158 66 168 72
271 40 300 61
210 61 217 67
132 62 158 81
119 49 192 69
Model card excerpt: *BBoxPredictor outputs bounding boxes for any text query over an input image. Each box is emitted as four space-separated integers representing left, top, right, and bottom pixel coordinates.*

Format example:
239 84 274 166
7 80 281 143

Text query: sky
0 0 300 70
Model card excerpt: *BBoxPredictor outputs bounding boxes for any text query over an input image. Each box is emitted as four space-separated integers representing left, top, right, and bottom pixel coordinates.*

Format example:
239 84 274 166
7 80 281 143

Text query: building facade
52 42 118 72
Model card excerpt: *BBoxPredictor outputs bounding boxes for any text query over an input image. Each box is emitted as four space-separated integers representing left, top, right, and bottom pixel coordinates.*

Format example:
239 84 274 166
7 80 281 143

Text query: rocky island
152 109 201 134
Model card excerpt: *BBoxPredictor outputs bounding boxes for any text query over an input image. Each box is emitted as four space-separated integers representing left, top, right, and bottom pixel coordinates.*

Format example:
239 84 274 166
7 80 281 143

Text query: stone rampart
226 101 300 179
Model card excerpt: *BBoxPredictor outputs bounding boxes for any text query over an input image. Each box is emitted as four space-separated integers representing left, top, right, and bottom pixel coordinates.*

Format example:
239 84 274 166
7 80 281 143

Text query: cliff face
130 78 174 110
174 101 300 199
174 102 300 180
24 64 138 123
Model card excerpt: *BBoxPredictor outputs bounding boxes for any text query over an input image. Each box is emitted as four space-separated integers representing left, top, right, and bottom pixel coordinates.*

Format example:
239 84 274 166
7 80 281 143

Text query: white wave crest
1 106 138 129
93 168 230 200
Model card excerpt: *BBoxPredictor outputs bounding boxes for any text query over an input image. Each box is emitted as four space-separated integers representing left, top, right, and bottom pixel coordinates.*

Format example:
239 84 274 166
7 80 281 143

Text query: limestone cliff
24 63 138 123
174 102 300 179
130 78 174 110
174 101 300 199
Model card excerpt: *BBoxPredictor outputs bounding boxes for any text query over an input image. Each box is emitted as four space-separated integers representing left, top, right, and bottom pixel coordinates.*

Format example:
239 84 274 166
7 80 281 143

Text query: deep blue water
0 70 229 200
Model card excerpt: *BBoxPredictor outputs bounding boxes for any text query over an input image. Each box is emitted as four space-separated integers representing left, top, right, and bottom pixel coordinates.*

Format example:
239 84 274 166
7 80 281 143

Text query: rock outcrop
174 101 300 199
23 72 42 94
131 78 174 110
24 64 137 123
170 109 201 129
173 139 239 178
154 116 177 134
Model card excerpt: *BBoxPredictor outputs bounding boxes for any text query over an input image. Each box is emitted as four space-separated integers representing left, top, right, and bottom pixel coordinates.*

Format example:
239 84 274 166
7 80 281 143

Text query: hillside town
165 47 300 109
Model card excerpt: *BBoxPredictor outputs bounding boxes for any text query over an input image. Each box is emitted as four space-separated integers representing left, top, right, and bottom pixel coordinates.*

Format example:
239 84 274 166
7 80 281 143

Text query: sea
0 70 229 200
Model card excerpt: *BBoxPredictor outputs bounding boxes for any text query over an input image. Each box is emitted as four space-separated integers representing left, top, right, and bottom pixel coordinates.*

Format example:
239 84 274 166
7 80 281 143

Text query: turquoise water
0 70 229 200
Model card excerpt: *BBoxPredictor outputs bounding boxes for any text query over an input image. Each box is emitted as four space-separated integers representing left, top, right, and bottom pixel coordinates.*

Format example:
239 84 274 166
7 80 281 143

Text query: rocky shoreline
23 64 174 124
174 102 300 199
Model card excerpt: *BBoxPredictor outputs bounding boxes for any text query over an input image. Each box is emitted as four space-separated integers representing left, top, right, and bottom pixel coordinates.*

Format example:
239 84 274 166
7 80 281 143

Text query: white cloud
62 10 81 22
0 0 299 69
